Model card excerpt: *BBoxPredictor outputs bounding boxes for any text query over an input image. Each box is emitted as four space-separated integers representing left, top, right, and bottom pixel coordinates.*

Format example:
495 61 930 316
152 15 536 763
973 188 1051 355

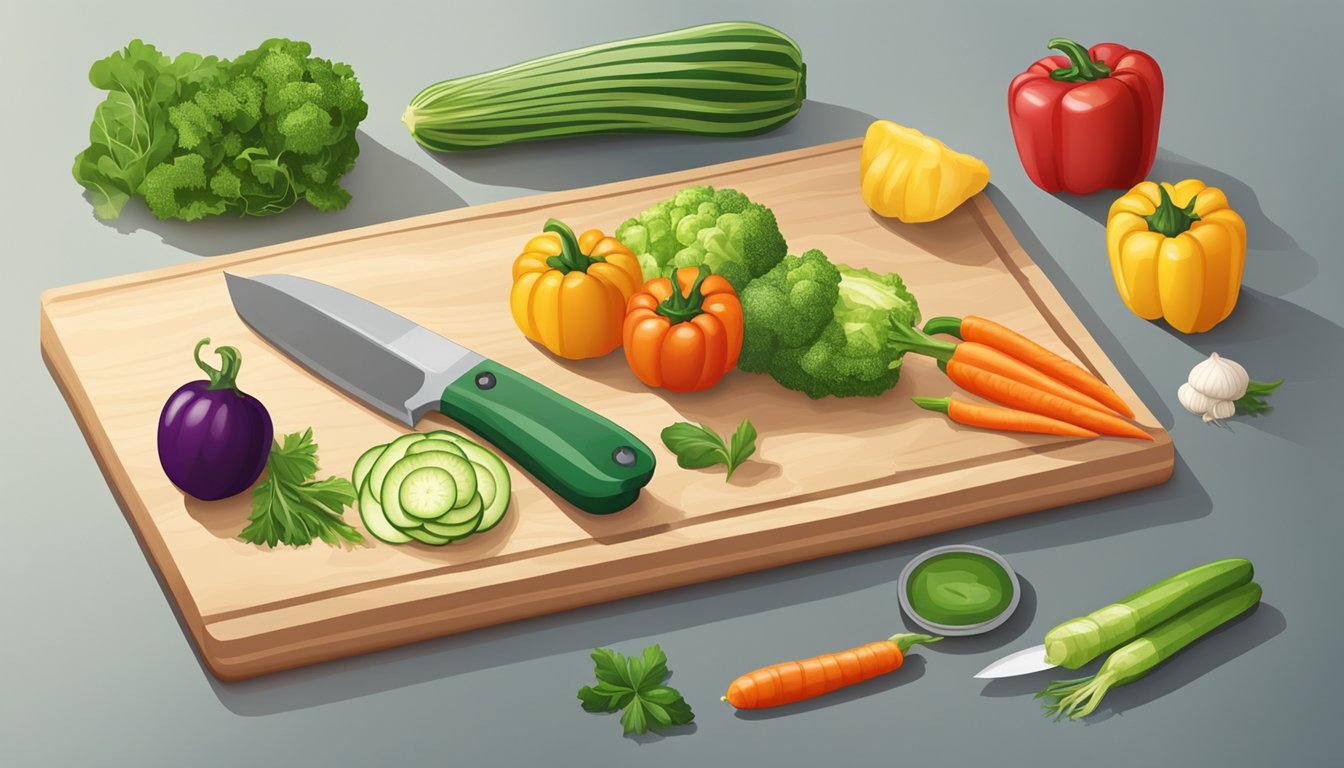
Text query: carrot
946 361 1152 440
925 315 1136 419
913 395 1100 438
950 342 1117 416
722 633 940 710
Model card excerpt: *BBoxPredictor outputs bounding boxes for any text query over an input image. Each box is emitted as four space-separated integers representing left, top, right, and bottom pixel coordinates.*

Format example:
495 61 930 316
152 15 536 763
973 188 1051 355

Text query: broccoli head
739 252 922 398
615 185 787 292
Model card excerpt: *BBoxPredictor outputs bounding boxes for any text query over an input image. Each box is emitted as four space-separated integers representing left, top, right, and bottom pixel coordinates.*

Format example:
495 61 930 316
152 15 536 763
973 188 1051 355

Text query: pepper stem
194 338 243 392
1047 37 1112 82
888 633 943 653
887 317 959 363
542 218 600 274
656 265 713 324
1144 186 1201 238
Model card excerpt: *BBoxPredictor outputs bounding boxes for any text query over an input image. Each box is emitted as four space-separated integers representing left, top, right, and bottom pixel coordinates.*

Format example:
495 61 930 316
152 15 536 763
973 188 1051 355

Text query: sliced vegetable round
407 439 466 459
352 429 512 546
399 466 458 519
383 452 475 522
358 478 413 545
427 433 512 532
352 443 387 491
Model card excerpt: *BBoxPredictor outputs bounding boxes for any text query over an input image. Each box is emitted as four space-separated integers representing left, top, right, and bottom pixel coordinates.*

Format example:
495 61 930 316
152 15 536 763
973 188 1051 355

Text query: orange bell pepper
623 266 743 392
510 219 644 359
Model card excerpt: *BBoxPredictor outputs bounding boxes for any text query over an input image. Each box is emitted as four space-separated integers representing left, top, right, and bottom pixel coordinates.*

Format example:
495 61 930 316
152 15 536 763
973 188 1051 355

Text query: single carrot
722 633 940 710
946 361 1153 440
924 315 1136 419
913 395 1100 438
950 342 1117 417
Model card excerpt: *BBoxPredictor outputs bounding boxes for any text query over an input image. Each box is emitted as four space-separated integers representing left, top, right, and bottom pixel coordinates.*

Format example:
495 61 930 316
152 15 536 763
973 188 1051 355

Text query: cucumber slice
407 439 466 459
383 452 475 522
399 467 457 519
473 463 497 508
366 434 428 500
417 431 511 533
352 443 387 492
424 504 483 540
434 493 482 527
404 526 453 546
358 478 413 544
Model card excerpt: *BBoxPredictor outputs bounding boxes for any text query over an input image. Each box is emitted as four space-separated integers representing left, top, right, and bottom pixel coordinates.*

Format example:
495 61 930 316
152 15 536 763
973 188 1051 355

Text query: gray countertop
6 1 1340 765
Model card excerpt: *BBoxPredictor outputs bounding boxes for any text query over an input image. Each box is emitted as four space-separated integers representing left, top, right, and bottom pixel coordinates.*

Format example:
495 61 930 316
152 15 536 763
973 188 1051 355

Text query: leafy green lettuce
72 39 367 222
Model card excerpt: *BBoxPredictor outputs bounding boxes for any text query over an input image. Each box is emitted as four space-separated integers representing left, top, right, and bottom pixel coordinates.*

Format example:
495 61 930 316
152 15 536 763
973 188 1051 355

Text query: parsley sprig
240 429 362 548
578 645 694 735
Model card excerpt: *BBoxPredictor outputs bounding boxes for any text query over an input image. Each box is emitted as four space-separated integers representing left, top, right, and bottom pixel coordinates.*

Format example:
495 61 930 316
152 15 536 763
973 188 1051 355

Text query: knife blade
225 273 655 514
973 644 1055 679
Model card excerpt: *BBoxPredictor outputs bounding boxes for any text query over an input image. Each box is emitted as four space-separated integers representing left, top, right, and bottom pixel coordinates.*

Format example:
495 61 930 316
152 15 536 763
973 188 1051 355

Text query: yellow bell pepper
859 120 990 223
510 219 644 359
1106 180 1247 334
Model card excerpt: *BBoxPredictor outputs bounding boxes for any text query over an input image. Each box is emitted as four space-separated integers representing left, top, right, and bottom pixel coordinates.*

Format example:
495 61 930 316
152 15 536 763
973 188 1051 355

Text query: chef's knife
973 643 1055 679
224 273 655 514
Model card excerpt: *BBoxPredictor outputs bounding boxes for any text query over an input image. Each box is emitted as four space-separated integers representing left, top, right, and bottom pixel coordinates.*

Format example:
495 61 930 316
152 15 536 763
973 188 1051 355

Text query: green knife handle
441 360 655 514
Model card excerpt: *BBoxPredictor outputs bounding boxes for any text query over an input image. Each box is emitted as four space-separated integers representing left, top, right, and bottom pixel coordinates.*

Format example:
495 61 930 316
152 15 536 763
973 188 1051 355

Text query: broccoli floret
738 250 841 373
739 254 922 398
615 185 787 292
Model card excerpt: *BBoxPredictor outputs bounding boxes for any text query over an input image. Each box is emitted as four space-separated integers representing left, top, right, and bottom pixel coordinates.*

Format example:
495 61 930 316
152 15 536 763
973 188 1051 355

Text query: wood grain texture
40 138 1172 680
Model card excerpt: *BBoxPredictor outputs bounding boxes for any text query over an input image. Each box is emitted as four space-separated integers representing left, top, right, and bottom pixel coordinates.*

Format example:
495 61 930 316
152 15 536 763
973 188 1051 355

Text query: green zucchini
1044 558 1254 668
402 21 807 151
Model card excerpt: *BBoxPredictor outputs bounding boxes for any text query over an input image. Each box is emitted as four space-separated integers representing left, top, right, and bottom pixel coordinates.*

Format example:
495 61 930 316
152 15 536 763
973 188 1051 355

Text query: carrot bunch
894 315 1151 440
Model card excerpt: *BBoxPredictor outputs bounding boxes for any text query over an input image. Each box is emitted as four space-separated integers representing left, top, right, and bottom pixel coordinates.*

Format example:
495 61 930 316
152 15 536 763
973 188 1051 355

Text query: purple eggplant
157 338 273 500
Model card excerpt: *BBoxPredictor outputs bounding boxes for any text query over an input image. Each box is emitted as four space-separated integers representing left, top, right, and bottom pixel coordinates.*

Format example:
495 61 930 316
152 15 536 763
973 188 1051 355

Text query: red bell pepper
1008 38 1163 195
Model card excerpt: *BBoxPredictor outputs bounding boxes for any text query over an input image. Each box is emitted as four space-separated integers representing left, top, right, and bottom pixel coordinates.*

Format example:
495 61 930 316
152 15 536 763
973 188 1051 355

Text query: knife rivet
475 372 496 390
612 447 637 467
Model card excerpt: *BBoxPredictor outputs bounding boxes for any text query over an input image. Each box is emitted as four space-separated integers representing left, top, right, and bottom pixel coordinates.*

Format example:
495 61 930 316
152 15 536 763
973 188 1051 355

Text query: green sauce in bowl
899 546 1020 635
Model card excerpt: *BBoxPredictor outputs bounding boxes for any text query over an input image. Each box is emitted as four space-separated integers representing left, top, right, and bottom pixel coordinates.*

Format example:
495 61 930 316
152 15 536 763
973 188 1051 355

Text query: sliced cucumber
434 493 482 527
407 439 466 459
473 463 497 508
399 466 457 519
424 506 483 540
438 437 511 533
366 434 428 498
352 443 387 492
404 526 454 546
358 478 413 544
383 452 475 522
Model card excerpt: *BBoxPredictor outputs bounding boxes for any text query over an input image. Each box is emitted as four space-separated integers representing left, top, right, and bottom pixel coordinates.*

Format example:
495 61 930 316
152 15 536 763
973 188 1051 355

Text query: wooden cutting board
41 138 1172 680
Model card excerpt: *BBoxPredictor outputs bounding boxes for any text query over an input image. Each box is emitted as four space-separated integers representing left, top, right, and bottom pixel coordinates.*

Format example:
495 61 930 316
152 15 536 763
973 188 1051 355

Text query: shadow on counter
983 184 1173 428
91 131 466 257
205 450 1208 717
422 100 876 191
1053 148 1317 298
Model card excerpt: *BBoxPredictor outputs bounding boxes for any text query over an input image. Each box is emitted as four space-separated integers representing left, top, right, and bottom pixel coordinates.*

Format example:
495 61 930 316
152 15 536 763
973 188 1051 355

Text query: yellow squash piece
859 120 990 223
510 219 644 359
1106 180 1247 334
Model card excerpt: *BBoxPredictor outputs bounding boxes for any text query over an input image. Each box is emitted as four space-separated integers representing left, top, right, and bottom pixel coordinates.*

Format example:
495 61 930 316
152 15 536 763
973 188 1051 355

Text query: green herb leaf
240 429 363 548
660 422 728 469
726 419 757 480
578 644 694 736
619 699 649 735
661 419 757 481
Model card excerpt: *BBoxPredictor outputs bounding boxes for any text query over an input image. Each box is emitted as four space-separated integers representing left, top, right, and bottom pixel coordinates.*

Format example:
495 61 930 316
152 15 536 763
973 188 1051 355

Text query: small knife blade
973 644 1055 679
224 273 655 514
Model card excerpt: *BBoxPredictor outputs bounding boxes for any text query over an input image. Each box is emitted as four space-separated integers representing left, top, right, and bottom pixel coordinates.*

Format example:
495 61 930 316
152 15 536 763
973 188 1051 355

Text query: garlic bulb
1201 399 1236 423
1187 353 1250 400
1178 383 1220 416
